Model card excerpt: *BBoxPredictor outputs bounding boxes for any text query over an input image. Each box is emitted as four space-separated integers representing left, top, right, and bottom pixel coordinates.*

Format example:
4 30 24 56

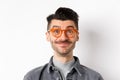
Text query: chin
57 51 71 57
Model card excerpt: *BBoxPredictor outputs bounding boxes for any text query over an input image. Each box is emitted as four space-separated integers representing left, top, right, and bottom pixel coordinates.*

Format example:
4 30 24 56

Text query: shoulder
80 65 104 80
23 64 48 80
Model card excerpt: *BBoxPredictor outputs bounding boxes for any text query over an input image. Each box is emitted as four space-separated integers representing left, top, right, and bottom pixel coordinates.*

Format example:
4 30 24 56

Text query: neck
53 52 74 63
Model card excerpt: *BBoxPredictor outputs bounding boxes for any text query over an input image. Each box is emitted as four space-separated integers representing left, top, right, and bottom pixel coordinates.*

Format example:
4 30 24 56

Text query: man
24 7 104 80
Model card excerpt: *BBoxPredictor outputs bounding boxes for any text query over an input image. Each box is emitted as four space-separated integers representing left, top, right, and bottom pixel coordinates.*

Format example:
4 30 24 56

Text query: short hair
47 7 79 31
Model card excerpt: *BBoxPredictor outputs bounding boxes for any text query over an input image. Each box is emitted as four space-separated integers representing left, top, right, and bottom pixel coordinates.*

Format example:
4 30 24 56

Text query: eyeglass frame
48 27 79 38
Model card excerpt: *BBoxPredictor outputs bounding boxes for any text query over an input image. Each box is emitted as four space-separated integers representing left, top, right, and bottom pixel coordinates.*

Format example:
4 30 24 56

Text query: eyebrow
66 25 75 28
52 25 60 28
52 25 75 28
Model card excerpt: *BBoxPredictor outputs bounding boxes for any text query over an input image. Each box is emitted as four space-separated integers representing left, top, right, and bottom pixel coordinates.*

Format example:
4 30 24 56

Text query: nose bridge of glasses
61 29 66 33
60 29 68 37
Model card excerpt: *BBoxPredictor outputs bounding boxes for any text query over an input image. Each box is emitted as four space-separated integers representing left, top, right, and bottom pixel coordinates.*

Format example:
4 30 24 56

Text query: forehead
49 19 76 29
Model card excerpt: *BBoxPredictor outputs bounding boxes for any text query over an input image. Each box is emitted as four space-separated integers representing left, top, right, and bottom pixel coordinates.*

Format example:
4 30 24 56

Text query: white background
0 0 120 80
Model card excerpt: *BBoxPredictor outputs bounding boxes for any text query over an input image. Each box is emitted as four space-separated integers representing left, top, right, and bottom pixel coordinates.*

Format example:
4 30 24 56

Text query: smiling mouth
55 40 72 47
57 42 71 47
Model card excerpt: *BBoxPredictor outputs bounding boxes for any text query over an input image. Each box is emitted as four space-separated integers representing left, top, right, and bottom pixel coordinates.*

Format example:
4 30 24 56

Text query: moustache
54 40 72 44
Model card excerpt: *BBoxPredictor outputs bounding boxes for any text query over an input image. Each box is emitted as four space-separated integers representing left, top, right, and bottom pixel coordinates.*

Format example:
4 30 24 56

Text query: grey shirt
24 56 104 80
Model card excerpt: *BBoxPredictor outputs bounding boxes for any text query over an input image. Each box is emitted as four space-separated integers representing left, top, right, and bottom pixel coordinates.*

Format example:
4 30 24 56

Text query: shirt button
56 77 60 80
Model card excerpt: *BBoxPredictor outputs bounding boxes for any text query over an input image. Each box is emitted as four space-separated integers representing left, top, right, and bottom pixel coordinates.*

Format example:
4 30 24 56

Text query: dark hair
47 7 79 30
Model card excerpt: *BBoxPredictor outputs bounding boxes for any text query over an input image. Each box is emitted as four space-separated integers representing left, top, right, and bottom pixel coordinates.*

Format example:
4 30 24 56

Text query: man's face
46 19 79 57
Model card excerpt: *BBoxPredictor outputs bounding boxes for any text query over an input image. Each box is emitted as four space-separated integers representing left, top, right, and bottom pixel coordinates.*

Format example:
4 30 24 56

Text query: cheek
70 36 78 42
46 33 56 42
49 36 57 43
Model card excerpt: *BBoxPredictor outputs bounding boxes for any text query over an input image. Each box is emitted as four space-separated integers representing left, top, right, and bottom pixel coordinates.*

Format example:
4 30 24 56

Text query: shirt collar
47 56 56 73
72 56 85 76
47 56 85 76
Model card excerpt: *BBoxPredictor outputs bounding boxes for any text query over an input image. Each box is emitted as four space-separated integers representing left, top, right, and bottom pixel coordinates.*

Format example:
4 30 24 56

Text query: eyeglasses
48 28 78 38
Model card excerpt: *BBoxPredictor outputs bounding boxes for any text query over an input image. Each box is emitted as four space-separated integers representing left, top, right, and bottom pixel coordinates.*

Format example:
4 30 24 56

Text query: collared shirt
24 56 104 80
52 56 75 80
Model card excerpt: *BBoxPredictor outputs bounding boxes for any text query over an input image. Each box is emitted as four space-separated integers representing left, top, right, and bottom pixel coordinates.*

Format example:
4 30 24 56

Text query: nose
59 31 68 41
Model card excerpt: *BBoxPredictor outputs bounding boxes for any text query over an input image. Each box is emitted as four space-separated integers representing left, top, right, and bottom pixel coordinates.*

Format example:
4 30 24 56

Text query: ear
76 32 79 41
46 32 50 41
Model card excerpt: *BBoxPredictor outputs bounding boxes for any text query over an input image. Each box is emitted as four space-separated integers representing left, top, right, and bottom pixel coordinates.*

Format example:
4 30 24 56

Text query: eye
53 29 60 35
66 29 74 34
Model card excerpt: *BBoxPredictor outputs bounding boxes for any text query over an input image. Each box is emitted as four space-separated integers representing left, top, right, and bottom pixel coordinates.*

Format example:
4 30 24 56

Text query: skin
46 19 79 63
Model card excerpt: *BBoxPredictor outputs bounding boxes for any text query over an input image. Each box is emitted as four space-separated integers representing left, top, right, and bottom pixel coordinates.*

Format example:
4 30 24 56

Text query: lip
57 42 70 47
